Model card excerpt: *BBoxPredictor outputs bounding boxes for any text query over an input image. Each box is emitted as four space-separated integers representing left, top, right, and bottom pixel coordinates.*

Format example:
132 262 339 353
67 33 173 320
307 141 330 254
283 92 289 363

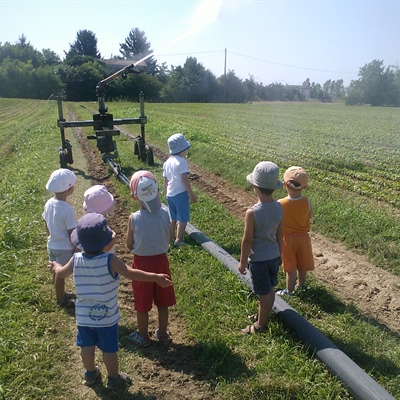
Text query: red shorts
282 232 314 273
131 254 176 312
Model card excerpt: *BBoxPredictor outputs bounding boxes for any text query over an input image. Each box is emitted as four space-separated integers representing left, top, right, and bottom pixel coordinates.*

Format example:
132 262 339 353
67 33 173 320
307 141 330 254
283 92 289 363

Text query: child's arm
163 177 168 198
48 258 73 278
238 208 254 274
126 215 134 251
308 198 313 221
44 221 50 236
104 230 117 252
181 173 197 203
110 254 173 287
276 219 284 258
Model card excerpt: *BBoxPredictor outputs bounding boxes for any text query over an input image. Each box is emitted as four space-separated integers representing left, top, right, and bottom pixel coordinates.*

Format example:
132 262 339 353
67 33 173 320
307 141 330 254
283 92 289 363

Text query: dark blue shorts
166 191 190 222
76 323 119 353
248 257 281 295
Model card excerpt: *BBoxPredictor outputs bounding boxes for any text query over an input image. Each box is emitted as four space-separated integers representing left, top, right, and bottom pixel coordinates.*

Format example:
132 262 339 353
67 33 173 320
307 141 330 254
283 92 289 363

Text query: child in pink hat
83 184 116 252
126 170 176 347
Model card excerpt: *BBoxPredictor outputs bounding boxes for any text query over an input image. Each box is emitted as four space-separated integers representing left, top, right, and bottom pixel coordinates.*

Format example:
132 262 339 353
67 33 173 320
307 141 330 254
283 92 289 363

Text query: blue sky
1 0 400 86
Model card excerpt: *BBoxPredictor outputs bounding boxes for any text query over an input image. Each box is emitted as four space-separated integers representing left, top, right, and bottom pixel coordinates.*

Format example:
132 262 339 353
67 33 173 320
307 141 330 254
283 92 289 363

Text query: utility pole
224 48 227 102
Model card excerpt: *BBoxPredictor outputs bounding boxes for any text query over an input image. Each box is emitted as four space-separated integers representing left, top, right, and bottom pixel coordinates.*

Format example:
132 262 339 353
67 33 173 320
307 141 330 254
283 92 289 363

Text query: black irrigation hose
185 222 396 400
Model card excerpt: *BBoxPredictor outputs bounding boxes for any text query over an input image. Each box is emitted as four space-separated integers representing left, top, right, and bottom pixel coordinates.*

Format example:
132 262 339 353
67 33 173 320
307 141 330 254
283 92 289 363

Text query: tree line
1 29 399 106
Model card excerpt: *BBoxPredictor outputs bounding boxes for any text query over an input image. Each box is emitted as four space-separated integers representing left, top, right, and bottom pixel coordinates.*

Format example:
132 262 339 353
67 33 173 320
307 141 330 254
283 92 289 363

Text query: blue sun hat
167 133 190 155
71 213 113 251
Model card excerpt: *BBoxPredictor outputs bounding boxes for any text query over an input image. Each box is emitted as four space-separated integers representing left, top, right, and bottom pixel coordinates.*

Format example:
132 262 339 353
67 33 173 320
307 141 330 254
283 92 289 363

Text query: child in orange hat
277 166 314 296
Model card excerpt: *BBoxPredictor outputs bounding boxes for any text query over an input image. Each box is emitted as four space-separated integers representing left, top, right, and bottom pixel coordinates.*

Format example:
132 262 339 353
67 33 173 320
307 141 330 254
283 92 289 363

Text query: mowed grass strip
0 99 399 400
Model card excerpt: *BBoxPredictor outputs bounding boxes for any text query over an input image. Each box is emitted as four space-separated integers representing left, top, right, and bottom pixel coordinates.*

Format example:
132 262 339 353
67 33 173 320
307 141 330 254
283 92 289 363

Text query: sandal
128 331 151 347
155 329 171 345
241 323 267 335
57 296 75 308
247 313 258 323
83 366 100 386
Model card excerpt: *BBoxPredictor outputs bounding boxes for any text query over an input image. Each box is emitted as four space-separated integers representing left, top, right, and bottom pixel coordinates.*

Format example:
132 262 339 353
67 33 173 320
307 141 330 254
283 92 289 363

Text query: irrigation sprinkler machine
56 63 154 184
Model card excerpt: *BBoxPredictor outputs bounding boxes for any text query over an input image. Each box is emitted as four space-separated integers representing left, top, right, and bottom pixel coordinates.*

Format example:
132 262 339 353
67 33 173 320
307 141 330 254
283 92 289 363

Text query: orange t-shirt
278 196 310 234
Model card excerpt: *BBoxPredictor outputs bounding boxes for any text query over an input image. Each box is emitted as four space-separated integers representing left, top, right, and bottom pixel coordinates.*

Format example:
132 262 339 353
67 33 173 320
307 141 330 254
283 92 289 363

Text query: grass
0 98 399 399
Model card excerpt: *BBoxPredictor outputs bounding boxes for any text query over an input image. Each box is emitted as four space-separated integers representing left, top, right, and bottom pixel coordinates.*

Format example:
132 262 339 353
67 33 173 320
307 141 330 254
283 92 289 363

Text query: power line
228 50 357 74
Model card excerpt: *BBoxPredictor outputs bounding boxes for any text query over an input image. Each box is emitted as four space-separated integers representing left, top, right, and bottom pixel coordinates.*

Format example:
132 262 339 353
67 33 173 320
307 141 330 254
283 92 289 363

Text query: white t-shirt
163 155 189 197
42 197 77 250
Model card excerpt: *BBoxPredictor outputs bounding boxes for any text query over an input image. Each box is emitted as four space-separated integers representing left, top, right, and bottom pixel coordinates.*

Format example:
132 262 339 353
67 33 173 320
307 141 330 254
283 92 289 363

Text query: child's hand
48 260 61 272
238 262 247 275
156 274 173 287
189 193 197 203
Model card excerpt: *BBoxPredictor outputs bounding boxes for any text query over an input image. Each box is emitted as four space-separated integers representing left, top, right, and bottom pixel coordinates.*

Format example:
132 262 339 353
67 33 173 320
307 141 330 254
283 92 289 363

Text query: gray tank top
130 208 170 256
249 201 283 262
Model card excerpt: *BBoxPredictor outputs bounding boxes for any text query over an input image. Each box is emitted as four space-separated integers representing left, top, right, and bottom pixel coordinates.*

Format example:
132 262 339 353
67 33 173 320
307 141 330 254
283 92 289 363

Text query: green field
1 98 399 399
113 101 400 274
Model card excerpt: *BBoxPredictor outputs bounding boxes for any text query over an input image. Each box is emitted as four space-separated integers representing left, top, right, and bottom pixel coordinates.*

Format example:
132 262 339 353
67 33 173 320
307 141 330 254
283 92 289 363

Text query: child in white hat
42 168 77 307
163 133 197 247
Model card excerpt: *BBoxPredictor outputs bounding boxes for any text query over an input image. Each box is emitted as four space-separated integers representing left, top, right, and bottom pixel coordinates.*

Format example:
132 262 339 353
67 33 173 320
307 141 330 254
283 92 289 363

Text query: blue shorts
248 257 281 295
76 323 119 353
166 191 190 222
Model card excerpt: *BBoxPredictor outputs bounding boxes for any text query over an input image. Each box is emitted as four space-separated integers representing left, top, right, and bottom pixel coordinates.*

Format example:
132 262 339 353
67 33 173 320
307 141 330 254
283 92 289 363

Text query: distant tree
218 70 247 103
244 75 257 101
345 59 400 106
60 60 107 101
0 58 62 99
41 49 61 65
119 28 157 75
0 35 44 68
161 57 217 102
65 30 101 60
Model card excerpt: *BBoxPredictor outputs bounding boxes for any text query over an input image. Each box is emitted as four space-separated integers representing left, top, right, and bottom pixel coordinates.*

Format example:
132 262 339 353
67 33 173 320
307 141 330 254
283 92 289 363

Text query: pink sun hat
83 185 114 215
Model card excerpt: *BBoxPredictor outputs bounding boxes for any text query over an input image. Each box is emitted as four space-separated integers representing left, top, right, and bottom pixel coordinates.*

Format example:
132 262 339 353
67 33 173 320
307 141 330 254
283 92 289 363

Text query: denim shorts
76 323 119 353
166 191 190 222
248 257 281 295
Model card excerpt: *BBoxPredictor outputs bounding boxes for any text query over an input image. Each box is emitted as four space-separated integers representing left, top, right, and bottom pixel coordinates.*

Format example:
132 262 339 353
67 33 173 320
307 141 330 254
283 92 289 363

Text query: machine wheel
65 140 73 164
136 137 147 162
59 148 68 168
146 145 154 166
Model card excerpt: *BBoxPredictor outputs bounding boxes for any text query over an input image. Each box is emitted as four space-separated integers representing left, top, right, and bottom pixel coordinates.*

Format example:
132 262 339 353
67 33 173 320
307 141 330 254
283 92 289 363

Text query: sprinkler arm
96 63 141 115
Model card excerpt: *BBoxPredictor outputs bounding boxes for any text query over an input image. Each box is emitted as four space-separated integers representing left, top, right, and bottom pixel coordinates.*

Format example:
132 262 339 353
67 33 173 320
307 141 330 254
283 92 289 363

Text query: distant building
284 85 311 101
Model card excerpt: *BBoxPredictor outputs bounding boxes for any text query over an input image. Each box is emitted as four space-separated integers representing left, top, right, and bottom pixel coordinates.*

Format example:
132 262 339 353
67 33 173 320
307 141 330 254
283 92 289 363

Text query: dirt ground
72 124 400 399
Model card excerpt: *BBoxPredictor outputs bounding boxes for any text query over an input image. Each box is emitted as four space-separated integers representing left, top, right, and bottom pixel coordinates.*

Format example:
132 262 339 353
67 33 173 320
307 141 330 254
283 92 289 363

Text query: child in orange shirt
277 166 314 296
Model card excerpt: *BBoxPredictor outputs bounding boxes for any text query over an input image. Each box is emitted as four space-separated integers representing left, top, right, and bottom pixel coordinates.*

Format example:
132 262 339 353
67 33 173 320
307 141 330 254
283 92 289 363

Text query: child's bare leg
54 274 65 303
257 291 274 329
169 220 177 241
157 306 169 336
297 270 307 287
102 352 118 378
136 311 149 337
81 346 96 371
286 271 297 293
176 221 187 243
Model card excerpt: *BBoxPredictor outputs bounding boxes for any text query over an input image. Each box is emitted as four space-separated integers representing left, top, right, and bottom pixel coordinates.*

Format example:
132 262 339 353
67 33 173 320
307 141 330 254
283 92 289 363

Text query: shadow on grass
119 324 252 384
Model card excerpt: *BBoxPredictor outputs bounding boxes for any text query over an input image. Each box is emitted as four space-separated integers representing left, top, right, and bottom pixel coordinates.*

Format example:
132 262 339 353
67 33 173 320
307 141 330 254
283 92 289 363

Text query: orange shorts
282 232 314 273
131 254 176 313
